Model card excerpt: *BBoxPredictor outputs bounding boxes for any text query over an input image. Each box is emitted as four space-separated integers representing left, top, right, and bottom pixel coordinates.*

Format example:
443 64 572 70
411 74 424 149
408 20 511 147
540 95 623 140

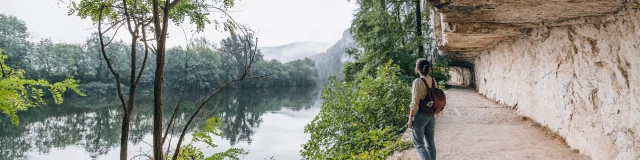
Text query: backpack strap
419 78 432 99
431 78 437 89
418 78 427 87
419 78 428 92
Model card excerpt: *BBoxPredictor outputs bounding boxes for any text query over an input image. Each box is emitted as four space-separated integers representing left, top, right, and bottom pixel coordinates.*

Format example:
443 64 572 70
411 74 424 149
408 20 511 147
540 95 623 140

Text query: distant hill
260 42 331 62
309 30 357 83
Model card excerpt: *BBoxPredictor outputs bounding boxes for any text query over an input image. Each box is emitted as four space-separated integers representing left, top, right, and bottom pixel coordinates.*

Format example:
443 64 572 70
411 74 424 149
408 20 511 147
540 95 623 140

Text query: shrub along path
389 85 590 160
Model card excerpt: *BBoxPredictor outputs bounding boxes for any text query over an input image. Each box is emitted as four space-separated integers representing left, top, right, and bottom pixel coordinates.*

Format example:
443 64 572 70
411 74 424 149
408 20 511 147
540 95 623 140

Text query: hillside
260 42 331 62
309 30 356 83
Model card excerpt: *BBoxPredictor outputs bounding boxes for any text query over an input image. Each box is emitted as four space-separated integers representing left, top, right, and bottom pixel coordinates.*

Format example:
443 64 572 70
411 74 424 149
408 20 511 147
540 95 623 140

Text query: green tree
0 48 84 125
302 62 411 159
0 14 32 70
28 40 87 82
345 0 449 83
69 0 262 159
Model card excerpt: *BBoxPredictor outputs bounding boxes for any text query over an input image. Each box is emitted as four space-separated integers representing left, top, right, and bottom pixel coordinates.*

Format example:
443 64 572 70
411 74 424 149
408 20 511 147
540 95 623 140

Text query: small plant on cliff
302 61 411 159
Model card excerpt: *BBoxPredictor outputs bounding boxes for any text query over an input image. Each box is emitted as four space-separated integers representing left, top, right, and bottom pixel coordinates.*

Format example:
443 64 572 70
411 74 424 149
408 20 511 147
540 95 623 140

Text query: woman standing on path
407 58 437 160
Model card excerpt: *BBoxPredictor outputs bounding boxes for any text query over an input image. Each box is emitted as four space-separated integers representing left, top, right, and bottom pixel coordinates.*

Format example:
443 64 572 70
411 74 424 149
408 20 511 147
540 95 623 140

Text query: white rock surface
448 67 472 86
473 8 640 160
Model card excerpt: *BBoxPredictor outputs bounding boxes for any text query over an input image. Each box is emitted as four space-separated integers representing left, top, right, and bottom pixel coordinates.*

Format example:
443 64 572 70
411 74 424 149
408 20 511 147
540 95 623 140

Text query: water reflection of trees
0 87 318 159
208 87 319 145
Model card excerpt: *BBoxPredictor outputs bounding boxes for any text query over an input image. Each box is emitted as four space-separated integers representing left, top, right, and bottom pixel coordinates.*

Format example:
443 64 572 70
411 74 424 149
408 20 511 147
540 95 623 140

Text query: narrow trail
390 85 590 160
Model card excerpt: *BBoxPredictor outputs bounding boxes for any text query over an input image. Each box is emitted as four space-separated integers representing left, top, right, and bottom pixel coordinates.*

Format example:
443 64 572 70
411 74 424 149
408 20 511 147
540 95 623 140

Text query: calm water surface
0 87 321 160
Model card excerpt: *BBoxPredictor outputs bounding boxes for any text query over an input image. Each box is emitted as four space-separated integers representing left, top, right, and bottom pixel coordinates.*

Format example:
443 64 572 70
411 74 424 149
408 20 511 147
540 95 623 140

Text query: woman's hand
407 118 413 129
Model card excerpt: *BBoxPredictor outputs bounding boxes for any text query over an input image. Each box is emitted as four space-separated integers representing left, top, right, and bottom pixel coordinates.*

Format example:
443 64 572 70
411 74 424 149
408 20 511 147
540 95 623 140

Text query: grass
385 134 414 160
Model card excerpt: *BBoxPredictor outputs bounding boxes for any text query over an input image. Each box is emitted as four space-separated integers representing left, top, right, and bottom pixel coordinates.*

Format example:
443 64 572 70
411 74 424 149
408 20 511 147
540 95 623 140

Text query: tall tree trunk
152 39 165 160
152 0 170 158
119 112 131 160
415 0 425 58
120 34 139 160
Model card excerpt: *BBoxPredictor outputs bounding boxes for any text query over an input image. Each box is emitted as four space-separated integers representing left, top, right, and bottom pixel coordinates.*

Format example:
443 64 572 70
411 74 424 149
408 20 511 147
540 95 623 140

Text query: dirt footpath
389 85 590 160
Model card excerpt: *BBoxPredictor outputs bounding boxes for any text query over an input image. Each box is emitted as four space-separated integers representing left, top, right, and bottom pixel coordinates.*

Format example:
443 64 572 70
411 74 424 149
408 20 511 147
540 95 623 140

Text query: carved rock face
430 0 633 64
434 1 640 159
455 7 640 160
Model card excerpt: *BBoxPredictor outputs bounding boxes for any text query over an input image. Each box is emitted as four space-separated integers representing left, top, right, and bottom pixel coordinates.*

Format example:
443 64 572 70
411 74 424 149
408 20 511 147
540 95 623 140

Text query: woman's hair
415 58 431 76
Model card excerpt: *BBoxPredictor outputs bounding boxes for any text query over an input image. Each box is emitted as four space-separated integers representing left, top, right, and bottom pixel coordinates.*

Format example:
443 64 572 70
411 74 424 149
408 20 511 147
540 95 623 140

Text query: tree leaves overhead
68 0 235 33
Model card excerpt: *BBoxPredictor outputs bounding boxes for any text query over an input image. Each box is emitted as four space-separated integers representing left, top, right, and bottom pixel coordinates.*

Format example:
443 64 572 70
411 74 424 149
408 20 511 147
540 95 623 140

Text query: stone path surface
389 85 590 160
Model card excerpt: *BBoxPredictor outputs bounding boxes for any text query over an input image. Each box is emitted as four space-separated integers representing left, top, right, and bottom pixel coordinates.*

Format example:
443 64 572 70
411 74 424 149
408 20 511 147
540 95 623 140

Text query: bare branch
121 0 135 35
140 30 158 54
129 155 152 160
169 75 269 160
140 140 153 147
201 5 251 36
170 33 266 159
104 23 125 46
165 122 176 154
162 91 184 144
150 43 158 54
98 3 127 112
134 22 150 88
168 0 182 10
100 18 126 33
99 5 132 160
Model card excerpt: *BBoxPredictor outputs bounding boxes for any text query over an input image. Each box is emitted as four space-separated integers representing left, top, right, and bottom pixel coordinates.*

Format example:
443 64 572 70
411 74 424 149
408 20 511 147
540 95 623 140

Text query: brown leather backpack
418 78 447 115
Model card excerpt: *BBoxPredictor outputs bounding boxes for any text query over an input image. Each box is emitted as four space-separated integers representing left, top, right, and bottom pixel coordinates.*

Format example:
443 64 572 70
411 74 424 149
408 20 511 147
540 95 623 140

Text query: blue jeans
412 113 436 160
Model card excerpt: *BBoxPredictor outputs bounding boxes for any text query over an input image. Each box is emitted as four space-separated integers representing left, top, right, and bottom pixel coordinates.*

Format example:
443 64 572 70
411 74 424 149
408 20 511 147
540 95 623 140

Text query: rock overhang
428 0 637 67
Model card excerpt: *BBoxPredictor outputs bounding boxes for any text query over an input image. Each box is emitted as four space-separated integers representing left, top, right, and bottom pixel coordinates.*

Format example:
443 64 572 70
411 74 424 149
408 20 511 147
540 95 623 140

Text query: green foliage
429 50 451 84
346 0 422 82
0 14 32 70
0 48 85 125
0 22 317 96
302 62 410 159
176 117 248 160
68 0 235 32
438 80 448 90
164 35 318 91
346 0 450 84
354 139 413 159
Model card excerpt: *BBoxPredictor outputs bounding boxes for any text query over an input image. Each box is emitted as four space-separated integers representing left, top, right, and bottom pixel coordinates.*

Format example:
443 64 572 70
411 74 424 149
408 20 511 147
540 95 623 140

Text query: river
0 87 321 160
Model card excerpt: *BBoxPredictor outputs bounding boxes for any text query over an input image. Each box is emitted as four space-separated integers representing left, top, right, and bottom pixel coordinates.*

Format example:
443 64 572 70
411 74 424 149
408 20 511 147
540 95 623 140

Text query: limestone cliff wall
473 9 640 160
448 67 472 86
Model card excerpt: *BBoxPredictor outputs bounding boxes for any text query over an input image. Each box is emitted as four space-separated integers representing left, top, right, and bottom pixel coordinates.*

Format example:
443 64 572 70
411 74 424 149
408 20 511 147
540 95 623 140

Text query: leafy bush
430 67 450 84
301 62 410 159
176 117 248 160
430 50 452 88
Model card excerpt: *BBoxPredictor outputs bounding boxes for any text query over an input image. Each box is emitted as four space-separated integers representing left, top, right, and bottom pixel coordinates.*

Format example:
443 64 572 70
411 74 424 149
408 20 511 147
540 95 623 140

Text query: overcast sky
0 0 357 47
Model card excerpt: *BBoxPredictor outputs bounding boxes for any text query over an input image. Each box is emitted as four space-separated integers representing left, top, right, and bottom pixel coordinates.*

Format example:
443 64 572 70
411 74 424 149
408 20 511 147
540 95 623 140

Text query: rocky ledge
428 0 639 67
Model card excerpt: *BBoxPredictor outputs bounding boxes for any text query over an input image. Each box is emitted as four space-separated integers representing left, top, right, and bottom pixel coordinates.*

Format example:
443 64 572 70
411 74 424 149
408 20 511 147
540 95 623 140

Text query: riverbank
389 85 589 160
